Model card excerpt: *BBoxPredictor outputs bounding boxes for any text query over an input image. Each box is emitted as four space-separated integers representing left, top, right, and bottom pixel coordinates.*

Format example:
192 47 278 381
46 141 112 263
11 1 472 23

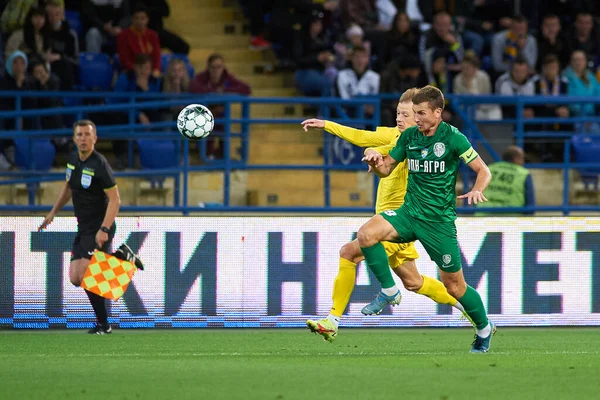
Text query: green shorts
380 206 462 272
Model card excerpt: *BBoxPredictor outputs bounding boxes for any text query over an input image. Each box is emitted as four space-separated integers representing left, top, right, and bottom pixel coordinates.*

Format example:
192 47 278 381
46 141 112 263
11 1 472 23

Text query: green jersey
388 122 478 222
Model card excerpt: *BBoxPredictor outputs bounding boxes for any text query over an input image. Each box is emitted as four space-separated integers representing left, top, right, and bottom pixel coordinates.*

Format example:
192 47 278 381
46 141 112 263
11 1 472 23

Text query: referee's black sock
85 289 108 326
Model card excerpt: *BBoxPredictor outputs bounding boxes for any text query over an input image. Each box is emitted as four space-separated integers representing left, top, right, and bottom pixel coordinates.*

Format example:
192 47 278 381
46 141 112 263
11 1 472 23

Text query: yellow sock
417 275 459 307
330 258 357 317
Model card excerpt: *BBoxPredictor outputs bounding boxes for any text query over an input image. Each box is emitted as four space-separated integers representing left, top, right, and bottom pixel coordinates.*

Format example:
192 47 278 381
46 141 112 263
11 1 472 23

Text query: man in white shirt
495 56 534 118
336 46 380 100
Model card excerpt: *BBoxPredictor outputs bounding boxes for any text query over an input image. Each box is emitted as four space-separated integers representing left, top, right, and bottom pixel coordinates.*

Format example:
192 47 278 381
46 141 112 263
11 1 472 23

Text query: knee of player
357 227 377 247
392 267 421 291
443 281 465 298
339 242 360 262
402 277 422 292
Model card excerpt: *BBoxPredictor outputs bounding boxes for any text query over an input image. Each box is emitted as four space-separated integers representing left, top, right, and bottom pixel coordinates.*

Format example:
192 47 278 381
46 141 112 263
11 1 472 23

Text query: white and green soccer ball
177 104 214 140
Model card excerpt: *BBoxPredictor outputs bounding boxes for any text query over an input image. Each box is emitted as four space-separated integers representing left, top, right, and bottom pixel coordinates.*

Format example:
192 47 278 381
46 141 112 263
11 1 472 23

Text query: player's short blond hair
398 88 419 103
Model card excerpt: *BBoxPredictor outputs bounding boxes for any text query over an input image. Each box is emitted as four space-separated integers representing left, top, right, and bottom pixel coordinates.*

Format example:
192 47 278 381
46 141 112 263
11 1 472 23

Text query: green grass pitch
1 328 599 400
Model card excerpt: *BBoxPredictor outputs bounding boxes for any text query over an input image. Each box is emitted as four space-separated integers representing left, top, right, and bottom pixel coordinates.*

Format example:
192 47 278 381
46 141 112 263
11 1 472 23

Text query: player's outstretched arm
301 119 392 148
301 118 326 131
457 156 492 205
362 149 399 178
38 182 72 231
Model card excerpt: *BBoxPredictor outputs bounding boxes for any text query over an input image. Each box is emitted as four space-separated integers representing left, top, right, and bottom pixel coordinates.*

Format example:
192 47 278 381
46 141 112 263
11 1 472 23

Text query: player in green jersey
359 86 496 353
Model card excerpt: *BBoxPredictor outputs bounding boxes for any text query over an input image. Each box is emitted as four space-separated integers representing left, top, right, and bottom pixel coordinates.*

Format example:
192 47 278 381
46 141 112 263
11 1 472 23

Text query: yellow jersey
324 121 408 213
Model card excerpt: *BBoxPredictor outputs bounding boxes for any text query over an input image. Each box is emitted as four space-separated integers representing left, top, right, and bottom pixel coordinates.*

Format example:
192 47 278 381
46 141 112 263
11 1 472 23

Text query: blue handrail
2 91 600 214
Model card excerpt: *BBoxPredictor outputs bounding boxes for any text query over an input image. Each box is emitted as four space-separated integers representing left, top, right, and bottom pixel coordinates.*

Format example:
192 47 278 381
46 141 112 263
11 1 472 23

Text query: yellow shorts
382 241 419 268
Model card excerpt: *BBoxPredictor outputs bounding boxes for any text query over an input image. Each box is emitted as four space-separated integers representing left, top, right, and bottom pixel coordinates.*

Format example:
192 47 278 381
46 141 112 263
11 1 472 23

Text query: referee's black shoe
88 323 112 335
114 243 145 271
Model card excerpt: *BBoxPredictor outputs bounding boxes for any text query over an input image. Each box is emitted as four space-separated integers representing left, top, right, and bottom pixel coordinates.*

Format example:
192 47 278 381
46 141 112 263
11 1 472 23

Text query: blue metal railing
2 91 600 214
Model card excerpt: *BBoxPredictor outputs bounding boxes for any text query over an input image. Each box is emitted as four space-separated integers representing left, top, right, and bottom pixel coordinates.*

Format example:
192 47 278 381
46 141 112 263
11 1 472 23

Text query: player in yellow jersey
301 88 466 342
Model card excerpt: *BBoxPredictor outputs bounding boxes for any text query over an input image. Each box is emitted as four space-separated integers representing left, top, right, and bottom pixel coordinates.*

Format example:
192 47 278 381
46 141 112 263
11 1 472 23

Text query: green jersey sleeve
388 130 408 161
453 132 478 165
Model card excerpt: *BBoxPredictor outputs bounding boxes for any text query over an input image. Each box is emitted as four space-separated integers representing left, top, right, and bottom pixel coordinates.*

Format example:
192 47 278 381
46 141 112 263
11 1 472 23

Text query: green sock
360 242 396 289
458 285 489 329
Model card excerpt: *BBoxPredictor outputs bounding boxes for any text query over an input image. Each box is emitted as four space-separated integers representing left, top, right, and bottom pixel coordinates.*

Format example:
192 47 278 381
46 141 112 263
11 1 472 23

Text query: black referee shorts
71 228 115 261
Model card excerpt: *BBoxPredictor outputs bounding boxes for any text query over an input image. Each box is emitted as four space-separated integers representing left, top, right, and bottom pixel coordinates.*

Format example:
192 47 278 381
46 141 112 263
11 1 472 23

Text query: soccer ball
177 104 214 140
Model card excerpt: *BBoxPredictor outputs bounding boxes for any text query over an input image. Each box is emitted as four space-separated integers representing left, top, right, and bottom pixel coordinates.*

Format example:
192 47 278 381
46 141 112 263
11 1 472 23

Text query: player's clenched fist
362 149 384 172
301 119 326 131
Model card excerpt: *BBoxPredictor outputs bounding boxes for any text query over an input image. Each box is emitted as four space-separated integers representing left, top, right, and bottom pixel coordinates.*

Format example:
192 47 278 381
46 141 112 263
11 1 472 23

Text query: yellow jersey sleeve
324 121 397 148
364 128 401 157
365 143 395 156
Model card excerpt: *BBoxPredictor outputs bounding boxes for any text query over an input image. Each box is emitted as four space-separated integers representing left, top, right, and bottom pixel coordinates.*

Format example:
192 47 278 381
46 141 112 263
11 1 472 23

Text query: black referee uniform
66 149 117 334
67 149 117 258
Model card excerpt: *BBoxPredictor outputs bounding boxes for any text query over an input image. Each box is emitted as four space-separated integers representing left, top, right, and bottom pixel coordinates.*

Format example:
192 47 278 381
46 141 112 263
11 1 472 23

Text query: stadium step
186 34 250 49
246 188 372 207
236 74 292 89
249 142 320 161
181 21 249 36
171 7 244 24
246 171 363 191
225 61 274 76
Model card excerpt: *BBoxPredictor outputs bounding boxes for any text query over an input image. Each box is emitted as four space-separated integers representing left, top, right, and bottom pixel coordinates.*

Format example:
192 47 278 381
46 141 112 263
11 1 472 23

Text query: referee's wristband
100 226 111 234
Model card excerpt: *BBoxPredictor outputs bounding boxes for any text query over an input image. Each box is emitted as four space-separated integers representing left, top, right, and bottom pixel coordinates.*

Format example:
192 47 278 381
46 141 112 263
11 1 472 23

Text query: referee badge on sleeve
66 163 74 181
81 173 92 188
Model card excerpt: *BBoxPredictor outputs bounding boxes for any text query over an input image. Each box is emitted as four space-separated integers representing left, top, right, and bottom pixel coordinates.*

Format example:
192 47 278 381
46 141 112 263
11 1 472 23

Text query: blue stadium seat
160 54 195 78
572 134 600 189
14 139 56 170
137 140 178 169
65 10 83 38
79 52 114 90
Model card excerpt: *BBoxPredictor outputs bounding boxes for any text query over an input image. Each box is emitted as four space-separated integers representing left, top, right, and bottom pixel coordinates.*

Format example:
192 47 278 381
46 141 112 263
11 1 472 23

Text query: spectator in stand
454 0 511 56
0 51 38 169
110 54 162 169
45 0 78 90
530 54 570 161
244 0 272 50
380 53 426 125
5 7 51 61
375 0 396 31
384 11 419 64
424 49 449 92
340 0 379 32
0 0 41 37
566 12 600 70
190 53 251 159
267 0 338 62
495 56 535 118
336 45 379 99
340 0 388 70
453 50 501 121
293 10 336 97
563 50 600 133
536 14 570 71
419 11 464 73
82 0 126 53
117 4 161 76
161 58 191 121
333 24 371 70
492 15 537 74
136 0 190 55
29 58 69 155
190 53 251 96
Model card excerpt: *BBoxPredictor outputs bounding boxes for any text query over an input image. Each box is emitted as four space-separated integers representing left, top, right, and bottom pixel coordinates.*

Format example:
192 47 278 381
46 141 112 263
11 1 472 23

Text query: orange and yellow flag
81 251 137 301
